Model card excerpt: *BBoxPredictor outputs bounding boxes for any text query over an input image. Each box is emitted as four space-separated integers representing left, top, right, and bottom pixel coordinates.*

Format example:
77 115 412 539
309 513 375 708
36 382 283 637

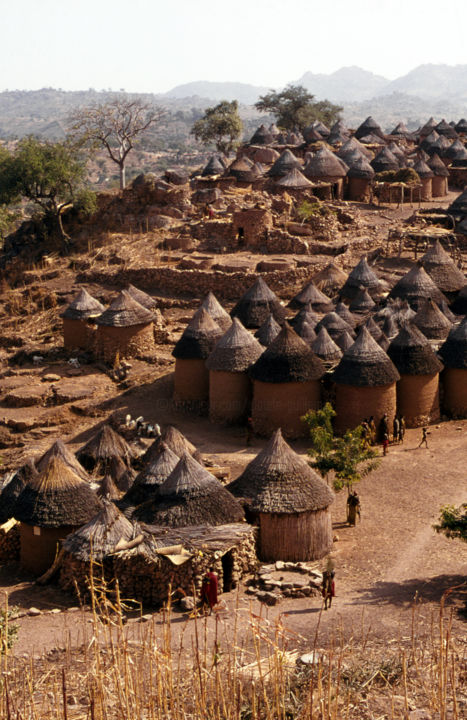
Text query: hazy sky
2 0 467 93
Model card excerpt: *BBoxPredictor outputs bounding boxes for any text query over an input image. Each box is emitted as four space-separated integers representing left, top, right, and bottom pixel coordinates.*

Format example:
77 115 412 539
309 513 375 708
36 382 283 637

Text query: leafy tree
302 402 380 492
255 84 342 131
434 504 467 542
68 98 164 189
191 100 243 154
0 137 93 245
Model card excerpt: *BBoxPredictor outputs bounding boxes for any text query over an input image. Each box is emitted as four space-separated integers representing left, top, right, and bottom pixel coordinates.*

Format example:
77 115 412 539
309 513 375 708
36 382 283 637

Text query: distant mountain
296 66 389 102
379 64 467 100
165 81 269 105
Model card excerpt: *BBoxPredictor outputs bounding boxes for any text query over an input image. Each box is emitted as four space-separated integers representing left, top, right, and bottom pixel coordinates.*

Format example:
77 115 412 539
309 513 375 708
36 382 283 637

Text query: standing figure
368 416 376 445
418 426 430 449
382 432 389 456
393 416 400 444
322 570 335 610
379 413 389 442
347 491 361 526
200 568 219 615
398 415 406 443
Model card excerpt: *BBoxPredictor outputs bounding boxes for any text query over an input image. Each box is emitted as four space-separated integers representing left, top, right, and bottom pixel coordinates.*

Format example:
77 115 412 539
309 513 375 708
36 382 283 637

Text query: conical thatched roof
304 146 348 178
311 327 342 363
95 290 155 327
62 500 137 561
391 122 410 136
288 280 333 312
14 457 102 528
206 317 263 372
382 313 399 340
0 460 37 524
77 425 136 471
412 157 434 179
427 153 450 177
335 301 358 327
230 277 286 328
134 453 244 527
421 240 466 293
389 264 447 307
36 439 90 482
276 168 313 188
250 323 324 383
289 303 319 337
362 315 383 341
201 155 225 176
413 298 452 340
228 429 334 513
254 313 282 346
250 124 274 145
172 308 223 359
355 116 385 140
312 121 331 137
349 287 376 314
108 456 135 493
125 284 159 311
438 316 467 369
303 125 324 143
421 129 439 150
335 330 355 352
61 288 105 320
455 118 467 133
142 426 203 466
388 324 444 375
436 119 458 139
449 188 467 215
333 326 400 387
268 149 301 177
371 147 400 173
199 291 231 331
340 257 381 300
346 154 375 179
316 311 355 340
97 474 122 500
337 137 373 160
313 262 348 296
120 442 180 510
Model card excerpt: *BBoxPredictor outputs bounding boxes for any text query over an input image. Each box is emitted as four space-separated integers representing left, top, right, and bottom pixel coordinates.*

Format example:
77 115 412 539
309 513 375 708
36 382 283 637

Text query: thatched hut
371 147 400 173
95 290 155 363
413 298 452 341
412 158 434 200
143 425 204 466
230 277 286 328
76 424 136 473
206 318 263 424
288 280 333 312
438 316 467 417
313 262 349 296
335 301 358 328
268 149 302 178
340 257 382 301
254 313 281 346
333 327 400 435
388 324 444 427
201 155 225 176
346 155 375 201
420 240 466 297
311 327 342 365
388 264 447 309
391 122 410 137
335 330 355 352
134 453 244 527
349 287 376 314
97 474 122 500
108 456 136 493
250 125 274 145
14 457 102 574
35 439 90 482
250 324 325 438
315 311 355 341
228 429 334 561
290 303 319 341
303 146 348 198
199 291 232 331
119 442 180 513
338 137 373 161
427 154 449 197
172 308 223 405
355 116 385 141
0 460 37 525
61 289 105 352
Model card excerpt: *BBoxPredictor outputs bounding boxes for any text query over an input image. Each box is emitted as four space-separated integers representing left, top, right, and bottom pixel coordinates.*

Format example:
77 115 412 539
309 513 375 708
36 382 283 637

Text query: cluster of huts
173 240 467 435
0 421 335 604
62 285 166 362
196 116 467 207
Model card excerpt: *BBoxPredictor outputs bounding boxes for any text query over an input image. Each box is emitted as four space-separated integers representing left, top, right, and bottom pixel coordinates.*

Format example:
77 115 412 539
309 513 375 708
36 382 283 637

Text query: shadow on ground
352 574 467 615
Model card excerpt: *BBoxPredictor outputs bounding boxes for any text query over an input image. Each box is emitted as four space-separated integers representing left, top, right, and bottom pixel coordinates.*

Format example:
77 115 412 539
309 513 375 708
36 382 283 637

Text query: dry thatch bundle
413 298 452 340
36 440 90 482
231 277 287 329
421 240 466 294
304 145 348 178
333 326 400 387
349 287 376 314
254 313 282 347
134 453 244 527
288 280 333 312
77 425 136 473
316 311 355 340
438 316 467 368
250 323 324 383
228 429 334 513
61 288 105 320
311 327 342 364
172 308 223 359
96 290 155 327
313 262 349 296
120 443 180 510
62 500 137 562
389 264 447 308
276 168 313 188
340 257 381 301
143 426 203 466
268 149 302 177
206 318 263 373
200 291 232 331
97 474 122 500
14 457 102 527
388 324 444 375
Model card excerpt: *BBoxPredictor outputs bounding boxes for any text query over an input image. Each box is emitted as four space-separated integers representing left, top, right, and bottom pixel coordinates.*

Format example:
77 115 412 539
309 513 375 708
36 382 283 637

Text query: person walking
322 570 335 610
418 426 430 449
346 490 361 526
398 415 406 443
382 432 389 456
200 568 219 615
379 413 389 442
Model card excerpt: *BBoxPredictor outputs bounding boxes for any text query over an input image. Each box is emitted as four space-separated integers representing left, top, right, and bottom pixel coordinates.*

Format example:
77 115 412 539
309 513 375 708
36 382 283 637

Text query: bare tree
68 98 164 189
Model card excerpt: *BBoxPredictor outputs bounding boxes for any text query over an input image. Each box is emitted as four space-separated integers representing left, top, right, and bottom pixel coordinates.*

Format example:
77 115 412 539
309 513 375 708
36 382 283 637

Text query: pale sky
2 0 467 93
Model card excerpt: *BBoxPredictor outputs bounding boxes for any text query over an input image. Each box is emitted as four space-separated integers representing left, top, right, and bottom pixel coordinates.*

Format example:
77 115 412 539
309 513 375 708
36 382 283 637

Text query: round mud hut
315 312 355 341
13 457 102 575
303 145 348 199
133 453 245 527
206 318 264 424
387 324 444 427
228 429 334 561
333 326 400 435
388 264 447 309
231 277 287 329
199 291 232 331
340 257 382 302
76 424 136 473
119 442 180 515
346 155 375 202
420 240 466 299
288 280 333 313
413 298 452 341
35 439 90 482
313 262 348 297
172 308 223 405
250 323 325 438
61 289 105 353
427 154 449 197
311 327 342 365
142 425 204 466
95 290 156 363
438 316 467 417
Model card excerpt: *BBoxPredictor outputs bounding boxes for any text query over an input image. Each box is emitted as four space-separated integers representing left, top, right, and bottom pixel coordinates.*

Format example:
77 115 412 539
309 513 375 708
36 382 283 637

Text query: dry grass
0 578 465 720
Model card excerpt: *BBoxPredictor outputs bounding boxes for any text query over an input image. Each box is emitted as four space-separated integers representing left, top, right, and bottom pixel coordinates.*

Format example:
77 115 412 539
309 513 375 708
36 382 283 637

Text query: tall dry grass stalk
0 583 465 719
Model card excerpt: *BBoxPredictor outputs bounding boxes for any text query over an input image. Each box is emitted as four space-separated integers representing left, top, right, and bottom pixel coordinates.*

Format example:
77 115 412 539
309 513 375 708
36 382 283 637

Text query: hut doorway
221 551 234 592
